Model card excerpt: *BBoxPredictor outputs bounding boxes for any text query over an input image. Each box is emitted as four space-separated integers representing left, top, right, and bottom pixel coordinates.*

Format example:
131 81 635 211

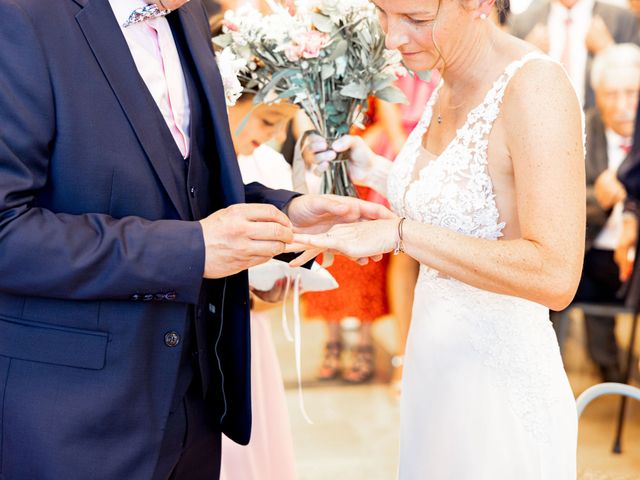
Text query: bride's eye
406 16 435 25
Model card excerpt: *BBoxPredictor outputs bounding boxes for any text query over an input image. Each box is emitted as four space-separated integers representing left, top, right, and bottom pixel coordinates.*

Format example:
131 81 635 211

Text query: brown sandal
318 341 342 380
343 345 375 384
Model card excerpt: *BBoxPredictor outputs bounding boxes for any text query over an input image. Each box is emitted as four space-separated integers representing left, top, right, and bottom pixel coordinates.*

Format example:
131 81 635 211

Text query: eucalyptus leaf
321 64 335 80
326 40 348 62
255 69 297 104
212 33 232 48
372 73 396 91
375 86 408 104
340 82 369 100
311 13 334 33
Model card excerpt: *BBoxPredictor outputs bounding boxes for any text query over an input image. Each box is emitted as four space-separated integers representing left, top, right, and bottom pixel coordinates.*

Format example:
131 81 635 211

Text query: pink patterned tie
122 4 170 28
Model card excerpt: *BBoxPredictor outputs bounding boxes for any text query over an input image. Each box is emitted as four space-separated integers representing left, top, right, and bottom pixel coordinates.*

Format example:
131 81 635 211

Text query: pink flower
222 18 240 32
284 42 305 61
301 30 328 59
284 30 329 62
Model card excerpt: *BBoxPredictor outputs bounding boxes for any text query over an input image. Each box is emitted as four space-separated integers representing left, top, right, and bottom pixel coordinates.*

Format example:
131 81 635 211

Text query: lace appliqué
388 52 565 442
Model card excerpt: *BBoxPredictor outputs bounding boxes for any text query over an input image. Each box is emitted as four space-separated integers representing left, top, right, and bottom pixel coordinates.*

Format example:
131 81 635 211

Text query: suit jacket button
164 331 181 348
190 187 196 198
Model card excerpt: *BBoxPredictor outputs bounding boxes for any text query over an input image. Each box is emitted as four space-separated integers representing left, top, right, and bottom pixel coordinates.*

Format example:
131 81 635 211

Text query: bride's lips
401 51 422 57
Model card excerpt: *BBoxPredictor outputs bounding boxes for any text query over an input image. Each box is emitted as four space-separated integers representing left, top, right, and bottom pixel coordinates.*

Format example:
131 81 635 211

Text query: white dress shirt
108 0 191 157
593 128 631 250
548 0 595 106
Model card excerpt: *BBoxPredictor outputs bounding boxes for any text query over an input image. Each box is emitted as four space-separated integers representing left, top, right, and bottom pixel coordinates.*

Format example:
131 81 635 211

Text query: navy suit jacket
0 0 296 477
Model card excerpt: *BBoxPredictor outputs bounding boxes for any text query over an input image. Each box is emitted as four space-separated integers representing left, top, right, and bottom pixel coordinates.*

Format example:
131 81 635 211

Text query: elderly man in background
568 44 640 382
510 0 639 109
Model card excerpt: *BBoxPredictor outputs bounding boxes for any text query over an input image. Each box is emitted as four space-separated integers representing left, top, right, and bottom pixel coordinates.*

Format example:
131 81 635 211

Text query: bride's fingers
292 233 336 250
371 254 384 262
289 248 323 268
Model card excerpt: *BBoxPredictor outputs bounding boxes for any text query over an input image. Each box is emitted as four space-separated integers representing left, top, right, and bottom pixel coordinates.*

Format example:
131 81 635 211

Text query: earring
480 13 487 19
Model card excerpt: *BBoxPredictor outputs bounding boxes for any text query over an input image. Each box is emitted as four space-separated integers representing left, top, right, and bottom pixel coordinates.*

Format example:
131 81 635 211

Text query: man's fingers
239 204 292 227
284 241 313 253
246 221 294 243
245 240 287 258
356 200 396 220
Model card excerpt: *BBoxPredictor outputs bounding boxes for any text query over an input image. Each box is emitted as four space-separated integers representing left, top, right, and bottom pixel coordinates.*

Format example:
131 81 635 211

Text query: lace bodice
388 51 548 241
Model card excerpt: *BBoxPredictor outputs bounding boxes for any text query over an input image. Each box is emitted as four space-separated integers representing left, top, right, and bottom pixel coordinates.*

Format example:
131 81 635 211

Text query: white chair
553 303 639 453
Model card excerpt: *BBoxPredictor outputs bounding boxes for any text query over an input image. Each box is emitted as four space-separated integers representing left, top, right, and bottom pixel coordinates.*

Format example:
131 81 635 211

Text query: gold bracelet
394 217 406 255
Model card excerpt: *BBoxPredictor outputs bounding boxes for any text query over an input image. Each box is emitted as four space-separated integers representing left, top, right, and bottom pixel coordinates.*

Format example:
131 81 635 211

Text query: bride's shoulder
501 50 581 125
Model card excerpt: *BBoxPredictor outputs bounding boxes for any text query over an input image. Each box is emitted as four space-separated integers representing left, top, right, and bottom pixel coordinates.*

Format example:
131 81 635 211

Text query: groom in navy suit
0 0 390 478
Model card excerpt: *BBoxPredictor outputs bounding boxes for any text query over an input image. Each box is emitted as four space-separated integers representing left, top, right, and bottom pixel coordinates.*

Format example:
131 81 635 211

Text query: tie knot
123 4 171 28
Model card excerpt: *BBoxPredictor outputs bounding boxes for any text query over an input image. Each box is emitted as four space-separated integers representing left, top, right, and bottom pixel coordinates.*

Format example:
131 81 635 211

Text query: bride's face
373 0 482 72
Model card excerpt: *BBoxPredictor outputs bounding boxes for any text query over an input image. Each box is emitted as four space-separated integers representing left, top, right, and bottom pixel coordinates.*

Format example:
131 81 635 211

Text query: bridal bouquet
214 0 408 197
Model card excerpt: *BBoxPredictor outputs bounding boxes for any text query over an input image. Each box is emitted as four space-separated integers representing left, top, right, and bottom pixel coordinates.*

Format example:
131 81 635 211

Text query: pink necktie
621 140 632 156
146 20 189 157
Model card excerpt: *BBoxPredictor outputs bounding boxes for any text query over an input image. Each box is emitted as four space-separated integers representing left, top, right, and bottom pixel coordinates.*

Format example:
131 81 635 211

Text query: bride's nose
384 22 410 51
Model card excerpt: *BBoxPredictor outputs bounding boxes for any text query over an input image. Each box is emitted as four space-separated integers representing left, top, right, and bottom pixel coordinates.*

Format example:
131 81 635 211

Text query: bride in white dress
292 0 585 477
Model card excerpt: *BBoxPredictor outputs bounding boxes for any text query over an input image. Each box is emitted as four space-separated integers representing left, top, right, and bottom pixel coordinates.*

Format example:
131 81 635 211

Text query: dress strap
481 51 551 122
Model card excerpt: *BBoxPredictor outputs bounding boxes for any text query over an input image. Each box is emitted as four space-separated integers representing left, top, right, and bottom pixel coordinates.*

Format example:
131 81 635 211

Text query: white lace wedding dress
387 52 577 479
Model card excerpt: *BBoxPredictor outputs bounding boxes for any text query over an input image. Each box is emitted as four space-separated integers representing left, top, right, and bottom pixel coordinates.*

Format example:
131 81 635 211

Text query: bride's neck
439 25 500 93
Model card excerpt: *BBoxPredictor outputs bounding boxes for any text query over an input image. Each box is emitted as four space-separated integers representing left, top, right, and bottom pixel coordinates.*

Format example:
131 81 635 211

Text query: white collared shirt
548 0 595 106
593 128 632 250
108 0 191 157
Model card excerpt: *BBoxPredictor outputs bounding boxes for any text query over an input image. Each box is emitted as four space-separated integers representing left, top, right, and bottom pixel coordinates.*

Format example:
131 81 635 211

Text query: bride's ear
475 0 496 19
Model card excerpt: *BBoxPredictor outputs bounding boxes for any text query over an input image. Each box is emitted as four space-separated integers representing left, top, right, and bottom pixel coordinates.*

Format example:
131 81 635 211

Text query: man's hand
285 194 395 265
586 16 614 55
199 204 293 279
524 24 550 53
144 0 189 10
595 169 626 210
615 214 638 282
286 194 395 234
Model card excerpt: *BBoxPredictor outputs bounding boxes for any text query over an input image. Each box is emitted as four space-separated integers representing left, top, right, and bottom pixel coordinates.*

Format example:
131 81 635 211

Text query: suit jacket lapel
74 0 191 220
175 3 245 206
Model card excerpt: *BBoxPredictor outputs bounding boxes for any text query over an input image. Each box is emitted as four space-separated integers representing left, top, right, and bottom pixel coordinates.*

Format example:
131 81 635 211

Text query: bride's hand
289 218 400 266
303 134 376 185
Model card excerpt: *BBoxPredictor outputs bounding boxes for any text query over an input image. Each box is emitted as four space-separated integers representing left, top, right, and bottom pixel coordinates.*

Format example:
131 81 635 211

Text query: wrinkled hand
144 0 189 10
290 219 400 267
586 16 614 55
199 204 293 279
615 215 638 282
595 169 626 210
251 277 289 304
524 24 550 53
304 134 376 185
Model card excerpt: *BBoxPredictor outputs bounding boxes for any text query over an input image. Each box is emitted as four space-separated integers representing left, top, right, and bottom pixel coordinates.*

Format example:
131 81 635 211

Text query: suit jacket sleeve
0 1 205 303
